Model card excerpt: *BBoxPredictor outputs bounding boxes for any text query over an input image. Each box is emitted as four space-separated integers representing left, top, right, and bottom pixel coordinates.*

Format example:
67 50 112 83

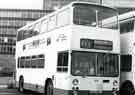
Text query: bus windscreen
71 51 119 77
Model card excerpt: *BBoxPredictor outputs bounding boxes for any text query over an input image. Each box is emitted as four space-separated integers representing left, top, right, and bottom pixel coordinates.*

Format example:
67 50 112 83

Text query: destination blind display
80 38 113 50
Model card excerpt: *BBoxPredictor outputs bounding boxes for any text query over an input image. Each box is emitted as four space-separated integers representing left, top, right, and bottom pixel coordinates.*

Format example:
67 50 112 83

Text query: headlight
72 79 79 86
113 80 118 86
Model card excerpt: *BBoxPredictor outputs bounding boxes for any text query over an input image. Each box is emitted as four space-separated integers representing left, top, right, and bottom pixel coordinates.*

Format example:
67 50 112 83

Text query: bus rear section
97 10 135 95
120 32 135 95
110 11 135 95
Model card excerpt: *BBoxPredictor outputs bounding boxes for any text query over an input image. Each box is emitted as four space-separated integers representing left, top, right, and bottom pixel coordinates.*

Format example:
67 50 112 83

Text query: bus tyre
46 81 54 95
18 77 24 93
120 83 134 95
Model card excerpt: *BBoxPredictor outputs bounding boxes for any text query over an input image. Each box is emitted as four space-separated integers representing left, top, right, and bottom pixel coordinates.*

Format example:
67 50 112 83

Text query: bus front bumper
54 89 119 95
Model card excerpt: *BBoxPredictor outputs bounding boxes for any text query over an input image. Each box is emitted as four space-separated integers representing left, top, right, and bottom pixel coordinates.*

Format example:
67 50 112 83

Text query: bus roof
97 11 135 27
71 1 117 10
118 11 135 22
17 1 117 31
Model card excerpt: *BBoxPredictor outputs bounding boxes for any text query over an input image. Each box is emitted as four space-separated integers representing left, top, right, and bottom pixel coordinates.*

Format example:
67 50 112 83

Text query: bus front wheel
120 82 134 95
18 77 24 93
45 80 54 95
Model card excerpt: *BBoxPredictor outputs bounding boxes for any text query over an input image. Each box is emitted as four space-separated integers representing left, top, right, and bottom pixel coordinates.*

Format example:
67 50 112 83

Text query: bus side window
48 15 56 31
57 8 70 27
120 19 134 34
20 57 25 68
121 55 132 72
41 19 48 33
17 57 21 68
31 55 37 68
25 56 31 68
34 22 41 34
17 30 24 41
37 54 45 68
57 52 68 72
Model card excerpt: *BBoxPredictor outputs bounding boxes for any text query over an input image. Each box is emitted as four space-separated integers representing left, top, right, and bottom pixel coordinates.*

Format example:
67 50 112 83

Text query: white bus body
15 2 120 95
116 11 135 95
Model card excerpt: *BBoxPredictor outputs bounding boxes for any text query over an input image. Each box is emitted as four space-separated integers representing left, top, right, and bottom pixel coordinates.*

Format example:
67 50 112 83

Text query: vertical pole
100 0 102 5
96 10 98 27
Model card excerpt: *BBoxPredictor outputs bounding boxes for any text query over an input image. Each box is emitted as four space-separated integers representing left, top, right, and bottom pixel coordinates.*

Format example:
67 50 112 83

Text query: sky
0 0 43 9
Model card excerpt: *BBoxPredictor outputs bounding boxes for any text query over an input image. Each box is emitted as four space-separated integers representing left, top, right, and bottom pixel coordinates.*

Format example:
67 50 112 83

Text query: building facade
43 0 134 13
43 0 100 10
0 9 52 76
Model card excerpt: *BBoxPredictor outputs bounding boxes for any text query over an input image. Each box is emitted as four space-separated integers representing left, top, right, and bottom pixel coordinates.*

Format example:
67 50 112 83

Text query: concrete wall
43 0 135 10
103 0 135 8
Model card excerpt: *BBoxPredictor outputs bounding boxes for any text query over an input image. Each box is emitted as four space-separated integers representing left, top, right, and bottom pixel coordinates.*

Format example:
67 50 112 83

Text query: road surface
0 88 40 95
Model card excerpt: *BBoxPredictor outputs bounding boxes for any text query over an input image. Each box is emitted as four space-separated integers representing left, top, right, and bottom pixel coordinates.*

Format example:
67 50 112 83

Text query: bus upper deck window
73 4 118 29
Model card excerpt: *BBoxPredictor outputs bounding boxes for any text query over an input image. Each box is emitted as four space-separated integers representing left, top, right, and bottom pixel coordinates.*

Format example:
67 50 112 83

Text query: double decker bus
15 1 120 95
113 11 135 95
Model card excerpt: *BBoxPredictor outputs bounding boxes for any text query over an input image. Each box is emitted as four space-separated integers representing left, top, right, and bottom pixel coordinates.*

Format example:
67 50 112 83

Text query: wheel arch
19 75 24 80
44 78 53 95
120 80 134 90
45 78 53 88
18 75 24 93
